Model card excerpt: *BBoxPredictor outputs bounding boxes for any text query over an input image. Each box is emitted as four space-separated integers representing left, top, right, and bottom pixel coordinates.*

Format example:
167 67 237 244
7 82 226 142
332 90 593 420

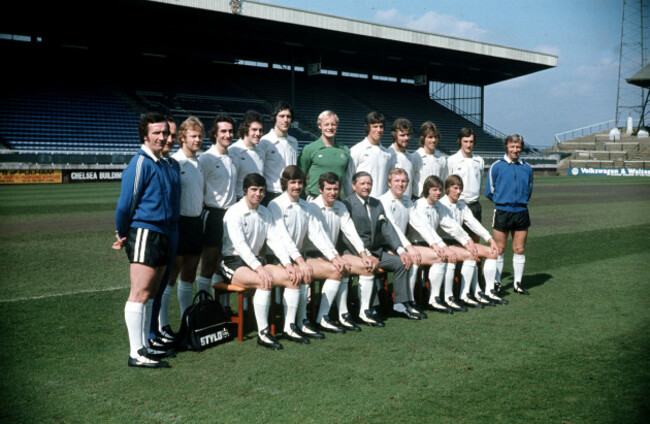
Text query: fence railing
554 118 640 143
431 97 507 140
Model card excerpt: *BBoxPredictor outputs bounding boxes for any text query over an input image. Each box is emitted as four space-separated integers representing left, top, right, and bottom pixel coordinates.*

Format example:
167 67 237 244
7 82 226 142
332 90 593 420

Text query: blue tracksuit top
115 148 175 238
485 156 533 212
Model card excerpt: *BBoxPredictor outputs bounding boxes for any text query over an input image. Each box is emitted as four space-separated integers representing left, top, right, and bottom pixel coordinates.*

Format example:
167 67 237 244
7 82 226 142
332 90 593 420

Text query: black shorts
303 250 325 260
463 201 483 239
466 201 482 222
202 207 227 247
177 215 203 256
261 191 281 207
220 255 266 281
492 209 530 232
125 227 170 267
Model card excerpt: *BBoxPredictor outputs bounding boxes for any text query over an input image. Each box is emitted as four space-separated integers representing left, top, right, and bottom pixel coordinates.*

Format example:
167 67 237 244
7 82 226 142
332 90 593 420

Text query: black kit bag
176 290 237 351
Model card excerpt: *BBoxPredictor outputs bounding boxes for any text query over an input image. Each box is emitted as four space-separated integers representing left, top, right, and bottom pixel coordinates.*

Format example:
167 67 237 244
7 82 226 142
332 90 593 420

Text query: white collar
141 144 159 162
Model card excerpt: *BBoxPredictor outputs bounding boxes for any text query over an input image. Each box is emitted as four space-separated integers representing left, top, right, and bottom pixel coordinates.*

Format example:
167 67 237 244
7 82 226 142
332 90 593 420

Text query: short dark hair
280 165 306 192
270 101 294 124
138 112 168 143
351 171 372 185
418 121 440 147
209 113 235 142
238 110 265 139
390 118 412 141
364 111 385 134
318 172 340 190
456 127 475 147
164 115 176 128
421 175 443 198
243 173 266 193
444 174 464 194
505 133 524 148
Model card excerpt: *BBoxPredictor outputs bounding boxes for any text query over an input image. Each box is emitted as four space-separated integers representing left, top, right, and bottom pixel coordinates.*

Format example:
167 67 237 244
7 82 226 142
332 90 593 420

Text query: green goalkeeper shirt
299 137 350 197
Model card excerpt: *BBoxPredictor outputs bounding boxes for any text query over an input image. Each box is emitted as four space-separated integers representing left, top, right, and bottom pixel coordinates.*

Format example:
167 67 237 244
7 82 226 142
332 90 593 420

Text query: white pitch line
0 285 129 303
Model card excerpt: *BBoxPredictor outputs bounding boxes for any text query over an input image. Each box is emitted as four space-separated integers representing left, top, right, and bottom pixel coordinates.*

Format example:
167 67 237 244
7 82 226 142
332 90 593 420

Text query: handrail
430 96 507 140
553 119 640 143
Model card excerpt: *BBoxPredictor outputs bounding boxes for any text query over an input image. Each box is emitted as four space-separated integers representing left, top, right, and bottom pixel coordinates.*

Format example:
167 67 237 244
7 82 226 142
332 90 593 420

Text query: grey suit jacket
342 194 403 257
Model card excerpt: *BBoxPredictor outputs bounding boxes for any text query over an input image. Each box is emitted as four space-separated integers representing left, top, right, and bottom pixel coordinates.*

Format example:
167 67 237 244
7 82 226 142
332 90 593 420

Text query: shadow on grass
500 272 553 299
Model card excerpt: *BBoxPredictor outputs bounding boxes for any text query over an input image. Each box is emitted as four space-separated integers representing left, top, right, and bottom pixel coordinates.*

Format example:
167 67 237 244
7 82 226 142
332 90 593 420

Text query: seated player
341 171 417 326
409 175 484 313
220 173 307 350
304 172 380 333
267 165 351 343
437 174 505 307
379 168 438 319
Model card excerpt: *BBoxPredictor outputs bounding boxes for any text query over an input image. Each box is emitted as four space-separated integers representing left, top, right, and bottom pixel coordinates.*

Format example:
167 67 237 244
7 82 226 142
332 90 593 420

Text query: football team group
113 102 533 368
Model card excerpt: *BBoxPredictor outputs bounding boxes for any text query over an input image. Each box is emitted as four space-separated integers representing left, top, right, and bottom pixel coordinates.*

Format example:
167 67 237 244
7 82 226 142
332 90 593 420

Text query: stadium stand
0 64 514 157
0 0 556 175
0 84 139 152
555 131 650 174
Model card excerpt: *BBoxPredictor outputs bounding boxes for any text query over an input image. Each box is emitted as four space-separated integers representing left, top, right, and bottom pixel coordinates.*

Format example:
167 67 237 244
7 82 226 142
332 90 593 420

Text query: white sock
317 279 341 323
159 285 174 329
496 254 504 284
177 279 194 318
428 263 446 304
142 299 153 348
471 265 480 296
125 301 144 357
196 276 212 296
393 302 407 313
297 284 309 325
253 289 271 334
513 254 526 286
408 265 418 302
212 273 223 299
444 263 456 301
283 288 300 332
337 277 350 318
358 275 375 315
219 294 229 309
483 259 497 293
460 260 477 300
275 286 282 305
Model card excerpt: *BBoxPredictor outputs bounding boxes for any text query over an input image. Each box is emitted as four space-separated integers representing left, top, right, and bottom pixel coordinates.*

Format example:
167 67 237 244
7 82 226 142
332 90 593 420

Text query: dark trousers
378 251 409 305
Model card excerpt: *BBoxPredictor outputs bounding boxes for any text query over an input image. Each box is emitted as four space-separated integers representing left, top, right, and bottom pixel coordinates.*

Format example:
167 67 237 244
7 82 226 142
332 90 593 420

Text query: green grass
1 177 649 423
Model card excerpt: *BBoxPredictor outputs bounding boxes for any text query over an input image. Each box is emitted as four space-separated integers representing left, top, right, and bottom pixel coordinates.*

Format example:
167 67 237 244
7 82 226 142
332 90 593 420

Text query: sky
259 0 628 148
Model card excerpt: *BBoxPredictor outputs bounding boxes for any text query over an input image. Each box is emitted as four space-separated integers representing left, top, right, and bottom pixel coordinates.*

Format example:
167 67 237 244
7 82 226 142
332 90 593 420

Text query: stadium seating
0 64 514 159
0 84 139 152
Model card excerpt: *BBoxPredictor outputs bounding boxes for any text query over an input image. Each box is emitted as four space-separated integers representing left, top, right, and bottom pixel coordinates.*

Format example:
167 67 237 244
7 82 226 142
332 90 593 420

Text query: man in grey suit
342 171 426 326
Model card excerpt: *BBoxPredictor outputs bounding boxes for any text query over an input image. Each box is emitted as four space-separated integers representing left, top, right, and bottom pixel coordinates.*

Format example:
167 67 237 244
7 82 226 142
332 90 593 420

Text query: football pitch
0 176 649 423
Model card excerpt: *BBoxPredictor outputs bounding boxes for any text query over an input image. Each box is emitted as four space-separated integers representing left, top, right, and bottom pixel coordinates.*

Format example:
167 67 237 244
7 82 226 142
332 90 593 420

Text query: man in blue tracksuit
113 112 176 368
485 134 533 296
149 116 181 347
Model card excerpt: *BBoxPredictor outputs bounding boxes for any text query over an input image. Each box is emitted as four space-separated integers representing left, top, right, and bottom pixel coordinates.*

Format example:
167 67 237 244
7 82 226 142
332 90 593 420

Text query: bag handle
193 289 214 304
